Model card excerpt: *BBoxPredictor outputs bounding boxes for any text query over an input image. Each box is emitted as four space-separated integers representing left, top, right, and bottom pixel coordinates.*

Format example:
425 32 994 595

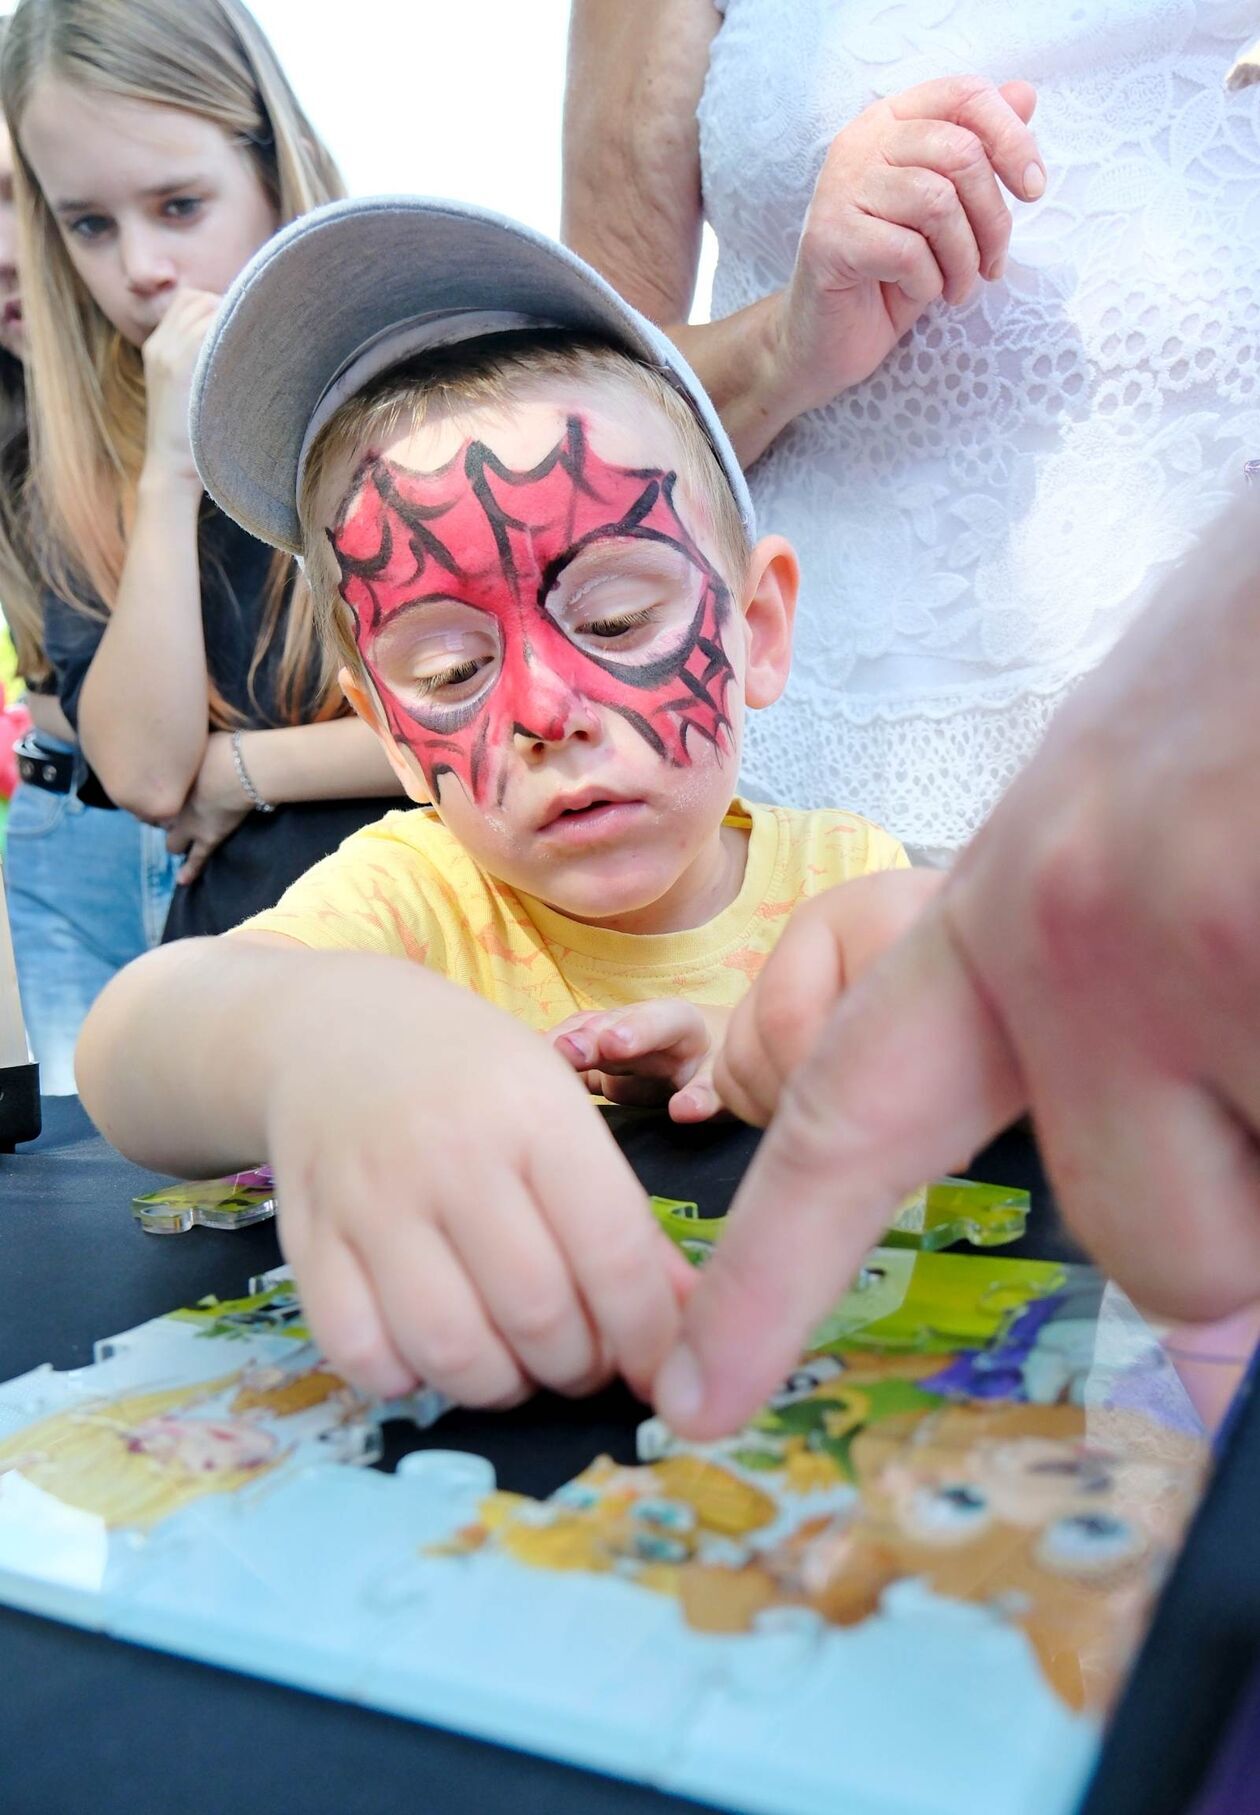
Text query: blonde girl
2 0 401 941
0 13 180 1092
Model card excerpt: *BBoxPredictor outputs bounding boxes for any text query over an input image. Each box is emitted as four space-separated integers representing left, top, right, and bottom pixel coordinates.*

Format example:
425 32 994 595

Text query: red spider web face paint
329 415 736 807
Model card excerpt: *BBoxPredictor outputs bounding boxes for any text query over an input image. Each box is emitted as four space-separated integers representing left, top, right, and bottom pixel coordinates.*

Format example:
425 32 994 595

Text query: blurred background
249 0 716 316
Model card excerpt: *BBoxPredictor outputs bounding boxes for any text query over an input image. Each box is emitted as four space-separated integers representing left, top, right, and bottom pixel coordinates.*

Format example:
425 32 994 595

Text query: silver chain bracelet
230 729 275 813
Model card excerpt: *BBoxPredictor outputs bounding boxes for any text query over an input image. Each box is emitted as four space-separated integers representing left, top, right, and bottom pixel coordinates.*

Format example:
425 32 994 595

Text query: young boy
77 199 939 1418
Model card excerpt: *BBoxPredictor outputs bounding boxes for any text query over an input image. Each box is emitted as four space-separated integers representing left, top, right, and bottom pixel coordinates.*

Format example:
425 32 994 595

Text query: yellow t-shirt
236 799 907 1032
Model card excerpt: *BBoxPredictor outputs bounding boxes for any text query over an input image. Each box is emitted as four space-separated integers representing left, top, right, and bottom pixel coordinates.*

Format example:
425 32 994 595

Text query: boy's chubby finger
553 1001 709 1087
279 1212 417 1401
654 908 1026 1438
441 1172 605 1395
668 1061 723 1124
528 1107 683 1399
370 1214 530 1408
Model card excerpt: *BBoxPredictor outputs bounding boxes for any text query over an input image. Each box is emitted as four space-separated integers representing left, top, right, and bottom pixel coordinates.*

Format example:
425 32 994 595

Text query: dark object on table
0 1056 41 1150
1079 1355 1260 1815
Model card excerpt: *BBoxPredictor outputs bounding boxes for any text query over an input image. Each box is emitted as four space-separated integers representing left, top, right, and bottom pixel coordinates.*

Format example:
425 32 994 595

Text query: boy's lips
536 788 647 842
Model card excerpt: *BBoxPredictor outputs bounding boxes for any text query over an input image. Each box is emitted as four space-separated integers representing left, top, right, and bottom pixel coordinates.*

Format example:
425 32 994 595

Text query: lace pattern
702 0 1260 850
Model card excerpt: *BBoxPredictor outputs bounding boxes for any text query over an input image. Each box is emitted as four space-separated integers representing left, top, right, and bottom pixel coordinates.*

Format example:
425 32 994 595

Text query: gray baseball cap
190 194 754 556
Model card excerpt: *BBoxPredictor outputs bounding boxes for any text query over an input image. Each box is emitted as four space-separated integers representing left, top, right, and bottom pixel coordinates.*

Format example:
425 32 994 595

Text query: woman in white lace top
565 0 1260 861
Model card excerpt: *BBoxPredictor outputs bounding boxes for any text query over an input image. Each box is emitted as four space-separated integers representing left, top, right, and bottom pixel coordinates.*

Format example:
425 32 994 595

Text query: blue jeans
5 732 180 1093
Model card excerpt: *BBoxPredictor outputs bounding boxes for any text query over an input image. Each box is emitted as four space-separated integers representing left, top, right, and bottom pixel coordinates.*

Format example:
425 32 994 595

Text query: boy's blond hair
297 332 752 681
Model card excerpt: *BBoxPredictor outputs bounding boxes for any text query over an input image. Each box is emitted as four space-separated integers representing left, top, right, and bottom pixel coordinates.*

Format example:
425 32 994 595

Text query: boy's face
329 380 759 920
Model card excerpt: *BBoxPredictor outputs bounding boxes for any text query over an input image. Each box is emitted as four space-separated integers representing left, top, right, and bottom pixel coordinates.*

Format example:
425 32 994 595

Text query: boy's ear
339 666 431 805
739 535 798 709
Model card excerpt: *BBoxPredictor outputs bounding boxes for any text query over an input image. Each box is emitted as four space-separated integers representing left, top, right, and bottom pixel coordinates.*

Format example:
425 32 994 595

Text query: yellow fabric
236 798 908 1031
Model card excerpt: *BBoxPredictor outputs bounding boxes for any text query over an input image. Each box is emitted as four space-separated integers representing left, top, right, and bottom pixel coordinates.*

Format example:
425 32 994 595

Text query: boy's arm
76 932 315 1176
76 936 685 1407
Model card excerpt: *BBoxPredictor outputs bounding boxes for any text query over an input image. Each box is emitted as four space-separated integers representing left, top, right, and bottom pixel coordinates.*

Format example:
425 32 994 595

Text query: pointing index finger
654 906 1026 1437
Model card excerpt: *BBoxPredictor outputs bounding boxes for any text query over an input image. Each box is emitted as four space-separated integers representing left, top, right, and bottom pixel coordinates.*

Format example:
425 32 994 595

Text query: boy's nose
510 663 600 755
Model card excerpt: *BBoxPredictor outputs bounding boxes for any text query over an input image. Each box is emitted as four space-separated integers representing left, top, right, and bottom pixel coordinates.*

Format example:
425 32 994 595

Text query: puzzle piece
132 1169 276 1234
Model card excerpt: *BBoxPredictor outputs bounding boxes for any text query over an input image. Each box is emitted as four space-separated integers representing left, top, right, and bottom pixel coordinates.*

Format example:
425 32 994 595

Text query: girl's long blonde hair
0 16 44 685
1 0 347 723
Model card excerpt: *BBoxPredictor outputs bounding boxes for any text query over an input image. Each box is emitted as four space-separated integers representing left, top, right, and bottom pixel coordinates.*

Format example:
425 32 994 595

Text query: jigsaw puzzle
0 1227 1220 1815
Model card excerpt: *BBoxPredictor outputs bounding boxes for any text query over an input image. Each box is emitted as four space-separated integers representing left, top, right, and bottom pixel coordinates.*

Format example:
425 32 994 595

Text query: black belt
15 733 117 810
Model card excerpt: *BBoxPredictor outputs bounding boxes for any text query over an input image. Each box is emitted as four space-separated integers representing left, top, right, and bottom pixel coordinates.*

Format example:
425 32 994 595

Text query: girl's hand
772 75 1042 416
141 287 221 485
550 1000 729 1122
263 962 687 1406
165 730 250 884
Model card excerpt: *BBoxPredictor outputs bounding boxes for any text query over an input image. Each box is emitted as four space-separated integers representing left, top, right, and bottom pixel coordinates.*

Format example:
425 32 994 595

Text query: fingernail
988 254 1006 282
608 1022 635 1051
656 1342 703 1426
556 1033 593 1067
1023 161 1045 200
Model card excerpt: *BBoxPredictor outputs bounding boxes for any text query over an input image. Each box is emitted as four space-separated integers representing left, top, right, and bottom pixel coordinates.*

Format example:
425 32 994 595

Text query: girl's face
0 122 24 360
19 75 278 347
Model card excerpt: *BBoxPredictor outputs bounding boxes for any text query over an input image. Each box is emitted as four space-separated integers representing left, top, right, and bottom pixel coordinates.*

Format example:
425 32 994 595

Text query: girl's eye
68 214 111 242
162 196 203 221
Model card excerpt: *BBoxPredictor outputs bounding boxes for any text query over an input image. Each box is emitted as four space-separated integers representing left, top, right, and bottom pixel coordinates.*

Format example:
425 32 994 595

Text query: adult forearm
76 938 395 1177
236 715 405 806
76 471 209 820
669 298 804 469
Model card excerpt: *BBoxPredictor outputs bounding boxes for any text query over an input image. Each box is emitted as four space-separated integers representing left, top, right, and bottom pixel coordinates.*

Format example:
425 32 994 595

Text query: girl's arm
232 716 403 804
564 4 1042 468
164 716 406 885
74 291 222 821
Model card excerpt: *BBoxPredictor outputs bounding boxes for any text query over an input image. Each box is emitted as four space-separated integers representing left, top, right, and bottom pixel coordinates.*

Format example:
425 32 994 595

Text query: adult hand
164 730 250 884
656 495 1260 1438
140 287 220 484
772 75 1043 415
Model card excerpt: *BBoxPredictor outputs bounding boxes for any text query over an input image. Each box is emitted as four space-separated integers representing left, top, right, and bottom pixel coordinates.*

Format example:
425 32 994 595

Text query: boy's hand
550 1001 728 1122
715 870 948 1126
262 957 686 1407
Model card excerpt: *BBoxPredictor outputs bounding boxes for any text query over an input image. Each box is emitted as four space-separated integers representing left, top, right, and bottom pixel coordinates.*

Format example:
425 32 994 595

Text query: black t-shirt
43 501 397 940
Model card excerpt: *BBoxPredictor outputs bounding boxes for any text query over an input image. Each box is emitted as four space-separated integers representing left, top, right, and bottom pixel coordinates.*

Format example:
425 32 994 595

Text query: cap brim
191 195 753 555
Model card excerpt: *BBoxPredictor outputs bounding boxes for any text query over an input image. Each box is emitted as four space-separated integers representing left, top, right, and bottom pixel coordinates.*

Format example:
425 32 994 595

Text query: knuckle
504 1282 575 1347
1024 815 1121 979
950 73 999 111
1180 874 1260 987
912 170 957 222
941 125 987 173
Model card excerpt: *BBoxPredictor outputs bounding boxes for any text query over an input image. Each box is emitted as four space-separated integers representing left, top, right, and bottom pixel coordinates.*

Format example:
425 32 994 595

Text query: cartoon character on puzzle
438 1276 1207 1714
0 1349 360 1530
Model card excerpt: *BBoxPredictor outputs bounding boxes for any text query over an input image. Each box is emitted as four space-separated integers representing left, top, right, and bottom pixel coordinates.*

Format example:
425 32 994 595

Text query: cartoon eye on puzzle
1036 1513 1145 1577
906 1483 994 1542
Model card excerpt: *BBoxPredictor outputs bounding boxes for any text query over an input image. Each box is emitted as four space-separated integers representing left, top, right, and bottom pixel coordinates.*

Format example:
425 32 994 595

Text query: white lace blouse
701 0 1260 859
